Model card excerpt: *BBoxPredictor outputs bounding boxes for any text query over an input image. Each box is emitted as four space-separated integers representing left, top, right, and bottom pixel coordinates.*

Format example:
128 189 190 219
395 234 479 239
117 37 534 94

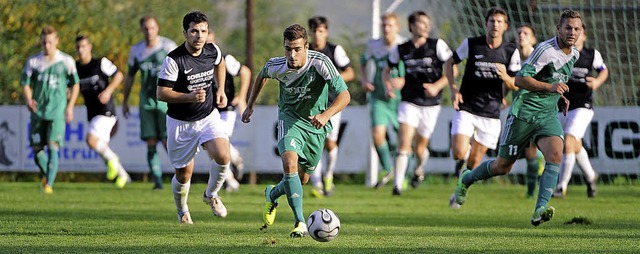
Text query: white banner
0 105 638 175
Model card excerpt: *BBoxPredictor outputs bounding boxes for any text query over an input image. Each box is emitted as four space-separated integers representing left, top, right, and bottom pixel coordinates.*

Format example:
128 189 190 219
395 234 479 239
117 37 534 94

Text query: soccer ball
307 208 340 242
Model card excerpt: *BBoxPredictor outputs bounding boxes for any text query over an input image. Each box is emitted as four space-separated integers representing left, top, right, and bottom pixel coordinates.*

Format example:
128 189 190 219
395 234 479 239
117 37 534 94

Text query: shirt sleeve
518 45 551 77
436 39 453 62
507 48 522 75
65 55 80 86
452 38 469 64
20 58 33 86
225 54 242 76
100 57 118 77
387 45 400 66
157 56 179 87
333 45 351 70
592 49 607 71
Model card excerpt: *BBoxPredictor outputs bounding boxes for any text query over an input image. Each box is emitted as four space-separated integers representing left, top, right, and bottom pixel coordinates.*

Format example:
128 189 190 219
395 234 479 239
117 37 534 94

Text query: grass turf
0 181 639 253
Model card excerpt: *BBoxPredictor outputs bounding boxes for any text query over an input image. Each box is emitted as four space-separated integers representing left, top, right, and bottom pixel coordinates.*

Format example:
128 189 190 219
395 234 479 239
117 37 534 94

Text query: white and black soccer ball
307 208 340 242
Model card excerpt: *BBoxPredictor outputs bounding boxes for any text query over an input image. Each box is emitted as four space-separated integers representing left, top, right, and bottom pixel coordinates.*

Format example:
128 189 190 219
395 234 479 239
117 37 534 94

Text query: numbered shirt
360 37 405 101
512 37 579 121
260 50 348 134
127 36 177 110
20 50 79 120
76 57 118 120
564 47 606 110
452 36 521 118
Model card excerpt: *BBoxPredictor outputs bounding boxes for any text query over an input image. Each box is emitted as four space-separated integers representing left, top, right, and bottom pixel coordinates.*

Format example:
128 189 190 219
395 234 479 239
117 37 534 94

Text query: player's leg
467 114 501 169
560 108 597 197
322 112 341 196
411 105 439 188
87 116 128 186
45 118 65 189
371 99 395 185
166 115 200 223
575 142 597 197
524 142 539 198
451 111 473 177
200 110 231 217
531 117 565 226
556 134 578 197
29 117 48 185
220 110 245 182
173 159 194 224
140 108 164 189
393 102 418 195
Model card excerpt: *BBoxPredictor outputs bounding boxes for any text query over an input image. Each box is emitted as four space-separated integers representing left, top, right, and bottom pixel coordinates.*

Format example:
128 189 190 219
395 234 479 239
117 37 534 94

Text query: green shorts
277 121 326 174
139 107 167 141
29 114 65 147
498 115 564 159
369 96 399 129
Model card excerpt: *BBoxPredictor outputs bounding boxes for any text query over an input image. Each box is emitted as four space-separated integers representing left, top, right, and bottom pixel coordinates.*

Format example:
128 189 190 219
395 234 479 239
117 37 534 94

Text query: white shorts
558 108 594 139
167 110 228 169
326 112 342 142
88 115 117 142
219 110 237 137
451 110 501 149
397 102 441 138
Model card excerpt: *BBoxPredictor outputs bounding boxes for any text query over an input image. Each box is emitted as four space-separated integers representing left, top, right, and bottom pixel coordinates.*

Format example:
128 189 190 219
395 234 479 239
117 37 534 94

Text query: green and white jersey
20 50 79 120
261 50 348 134
511 37 579 122
127 36 177 110
360 37 404 100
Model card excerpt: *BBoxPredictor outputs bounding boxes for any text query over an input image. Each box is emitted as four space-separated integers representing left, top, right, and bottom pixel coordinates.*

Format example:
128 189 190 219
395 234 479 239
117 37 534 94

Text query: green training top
127 36 177 110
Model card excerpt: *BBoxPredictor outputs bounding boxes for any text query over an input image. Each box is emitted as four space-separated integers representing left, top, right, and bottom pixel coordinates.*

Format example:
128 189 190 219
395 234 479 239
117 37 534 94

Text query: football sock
95 139 117 162
206 162 229 198
325 147 338 180
147 146 163 187
282 172 305 223
46 146 59 186
375 142 394 172
394 152 409 189
558 153 575 191
34 150 48 176
536 162 560 209
462 160 494 187
229 144 244 168
454 159 466 178
526 158 539 196
172 175 190 213
576 147 596 182
310 159 324 190
415 150 429 175
270 179 286 203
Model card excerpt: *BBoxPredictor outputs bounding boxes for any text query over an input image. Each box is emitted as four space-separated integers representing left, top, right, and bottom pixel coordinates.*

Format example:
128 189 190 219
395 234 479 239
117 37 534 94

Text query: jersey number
508 145 518 156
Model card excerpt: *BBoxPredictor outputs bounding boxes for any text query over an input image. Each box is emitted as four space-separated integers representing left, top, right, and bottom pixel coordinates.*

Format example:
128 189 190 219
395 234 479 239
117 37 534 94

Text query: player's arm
384 45 404 98
22 85 37 113
340 66 355 83
587 68 608 90
241 71 268 123
359 56 375 92
99 71 124 105
310 89 350 129
121 72 135 118
445 57 463 110
66 82 80 123
233 64 251 114
496 63 516 90
215 57 227 108
424 75 450 98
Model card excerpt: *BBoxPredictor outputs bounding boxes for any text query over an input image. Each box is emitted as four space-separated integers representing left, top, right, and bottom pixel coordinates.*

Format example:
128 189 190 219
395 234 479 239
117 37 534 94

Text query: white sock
95 140 117 162
311 157 324 189
226 172 240 189
394 152 409 189
172 175 190 213
206 162 229 198
415 150 430 175
558 153 576 190
576 147 597 182
325 147 338 180
229 144 244 168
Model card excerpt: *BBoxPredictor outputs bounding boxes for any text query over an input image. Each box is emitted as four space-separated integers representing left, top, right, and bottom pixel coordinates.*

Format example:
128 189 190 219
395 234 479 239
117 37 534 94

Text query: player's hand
451 88 463 111
550 82 569 94
423 83 440 97
98 90 112 105
122 103 130 119
216 90 227 108
308 113 330 129
559 94 570 116
65 107 74 123
495 63 508 80
26 99 37 113
191 88 206 103
241 107 254 123
231 96 247 114
585 76 597 90
362 82 375 92
386 89 396 99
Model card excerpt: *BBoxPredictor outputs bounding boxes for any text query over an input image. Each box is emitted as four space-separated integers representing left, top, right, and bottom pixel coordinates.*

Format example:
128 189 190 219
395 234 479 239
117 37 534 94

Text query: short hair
485 7 508 23
308 16 328 31
283 24 308 43
139 14 157 27
517 24 536 36
183 11 208 31
75 34 90 44
408 11 429 33
558 9 582 26
381 12 398 22
40 25 57 37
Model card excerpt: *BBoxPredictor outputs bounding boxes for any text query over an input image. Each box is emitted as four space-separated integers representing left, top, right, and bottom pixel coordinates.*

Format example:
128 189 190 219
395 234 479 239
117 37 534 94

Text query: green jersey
127 36 177 110
511 37 579 121
261 50 348 134
360 37 404 100
20 50 79 120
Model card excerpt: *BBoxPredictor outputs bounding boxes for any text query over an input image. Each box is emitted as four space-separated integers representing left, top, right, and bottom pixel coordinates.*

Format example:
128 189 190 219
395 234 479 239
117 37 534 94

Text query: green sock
375 142 393 172
526 158 538 196
536 162 559 209
34 150 48 176
147 146 162 187
47 146 59 186
270 180 286 203
462 160 494 187
282 172 305 224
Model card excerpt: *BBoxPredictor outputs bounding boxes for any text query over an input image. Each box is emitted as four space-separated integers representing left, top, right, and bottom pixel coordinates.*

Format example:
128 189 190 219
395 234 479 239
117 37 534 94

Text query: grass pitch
1 180 639 253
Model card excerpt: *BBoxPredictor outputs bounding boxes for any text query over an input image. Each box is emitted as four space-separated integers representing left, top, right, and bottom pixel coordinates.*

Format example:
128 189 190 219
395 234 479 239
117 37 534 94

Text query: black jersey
218 54 242 112
388 38 452 106
564 48 606 110
309 42 351 103
452 36 520 118
76 57 118 120
158 43 222 121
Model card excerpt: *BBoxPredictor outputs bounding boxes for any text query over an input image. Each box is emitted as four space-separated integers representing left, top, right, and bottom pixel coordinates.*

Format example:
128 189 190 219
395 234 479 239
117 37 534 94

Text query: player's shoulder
166 43 187 58
265 56 287 67
159 36 178 50
308 50 332 64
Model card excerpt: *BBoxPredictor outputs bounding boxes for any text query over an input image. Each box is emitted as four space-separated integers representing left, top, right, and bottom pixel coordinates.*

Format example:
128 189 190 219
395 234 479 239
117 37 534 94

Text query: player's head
516 24 537 48
408 11 430 38
140 15 159 43
308 16 328 44
556 9 583 48
40 25 59 56
576 24 587 48
484 7 508 39
74 34 93 60
182 11 209 52
283 24 309 69
381 12 399 44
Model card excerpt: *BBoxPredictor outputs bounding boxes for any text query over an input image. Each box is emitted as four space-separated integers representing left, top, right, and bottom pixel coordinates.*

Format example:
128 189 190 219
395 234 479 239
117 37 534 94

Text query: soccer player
242 24 350 237
157 11 231 224
206 31 250 192
452 10 584 227
554 26 608 198
361 13 404 188
386 11 454 195
122 15 177 190
307 16 355 197
74 35 130 188
21 26 80 194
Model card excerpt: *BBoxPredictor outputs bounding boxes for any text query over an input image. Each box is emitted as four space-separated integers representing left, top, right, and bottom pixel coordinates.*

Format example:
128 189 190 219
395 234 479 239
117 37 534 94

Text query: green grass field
1 180 639 253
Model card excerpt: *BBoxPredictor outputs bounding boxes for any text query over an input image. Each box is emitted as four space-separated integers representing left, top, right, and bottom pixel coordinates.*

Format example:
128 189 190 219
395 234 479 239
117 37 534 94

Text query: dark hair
485 7 508 23
283 24 308 43
308 16 328 31
75 34 90 44
517 24 536 36
139 14 157 27
40 25 57 37
183 11 208 31
558 9 582 26
408 10 429 33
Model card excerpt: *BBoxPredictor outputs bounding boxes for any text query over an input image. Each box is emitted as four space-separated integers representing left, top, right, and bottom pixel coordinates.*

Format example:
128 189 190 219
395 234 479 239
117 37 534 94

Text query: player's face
75 39 92 60
141 18 159 43
310 25 328 44
184 22 208 52
486 14 508 38
575 28 587 47
557 18 583 48
382 17 399 41
517 27 536 48
40 33 58 56
284 37 308 69
410 15 430 38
